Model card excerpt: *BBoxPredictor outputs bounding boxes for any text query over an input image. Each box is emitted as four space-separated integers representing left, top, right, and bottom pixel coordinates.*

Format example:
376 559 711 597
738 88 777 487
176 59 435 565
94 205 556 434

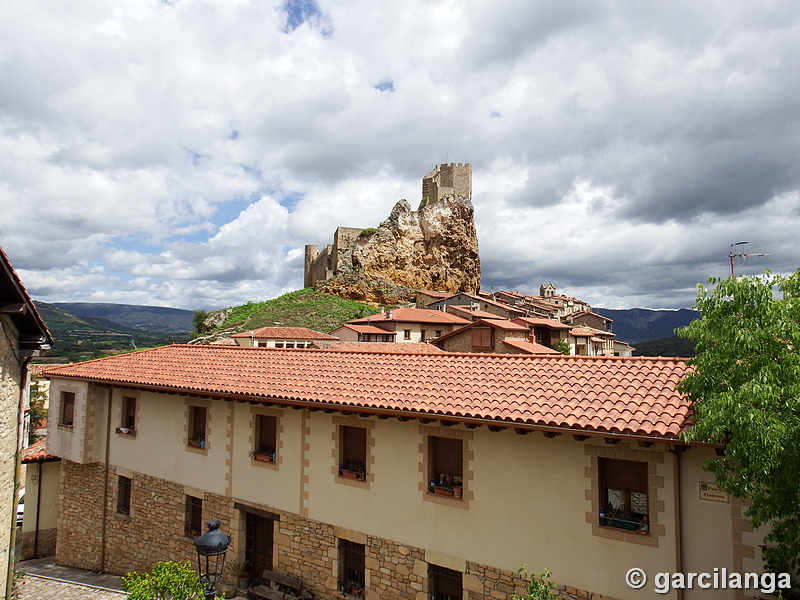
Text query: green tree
122 561 206 600
552 338 571 355
512 565 557 600
193 310 209 336
678 271 800 583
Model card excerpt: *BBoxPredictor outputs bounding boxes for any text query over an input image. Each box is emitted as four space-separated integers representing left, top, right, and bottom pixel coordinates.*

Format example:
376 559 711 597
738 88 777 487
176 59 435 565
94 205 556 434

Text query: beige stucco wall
20 460 61 558
48 377 768 600
0 315 22 595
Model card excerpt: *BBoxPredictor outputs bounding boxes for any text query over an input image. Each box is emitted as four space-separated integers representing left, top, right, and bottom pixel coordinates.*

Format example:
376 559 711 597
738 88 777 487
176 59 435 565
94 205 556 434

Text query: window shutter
601 459 648 493
343 426 367 464
433 437 462 478
471 327 492 348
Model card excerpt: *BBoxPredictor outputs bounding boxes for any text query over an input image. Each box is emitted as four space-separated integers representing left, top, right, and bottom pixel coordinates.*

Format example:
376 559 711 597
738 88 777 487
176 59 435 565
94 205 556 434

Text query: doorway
245 512 274 584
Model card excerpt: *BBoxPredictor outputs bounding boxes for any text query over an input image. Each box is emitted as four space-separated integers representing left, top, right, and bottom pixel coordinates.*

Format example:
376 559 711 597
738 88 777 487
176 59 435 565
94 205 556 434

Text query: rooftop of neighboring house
310 341 445 353
416 289 454 300
43 344 692 440
564 310 613 323
427 293 527 317
512 317 573 330
0 245 53 354
445 305 505 320
501 339 562 355
230 327 339 340
431 318 531 344
570 325 616 338
349 308 471 326
21 437 60 463
331 324 398 335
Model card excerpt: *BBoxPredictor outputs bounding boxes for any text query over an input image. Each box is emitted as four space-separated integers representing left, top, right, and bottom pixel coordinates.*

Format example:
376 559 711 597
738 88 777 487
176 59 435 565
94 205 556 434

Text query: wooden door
246 512 274 583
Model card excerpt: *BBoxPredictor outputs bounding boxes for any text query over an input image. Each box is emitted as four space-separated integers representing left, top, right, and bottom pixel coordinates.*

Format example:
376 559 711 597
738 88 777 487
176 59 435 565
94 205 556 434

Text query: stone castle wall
56 462 618 600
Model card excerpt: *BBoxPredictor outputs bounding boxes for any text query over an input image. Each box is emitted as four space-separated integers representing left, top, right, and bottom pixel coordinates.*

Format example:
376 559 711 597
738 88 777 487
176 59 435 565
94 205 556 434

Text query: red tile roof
230 327 338 340
416 289 454 299
44 345 692 439
332 324 398 335
570 325 615 338
21 437 59 463
349 308 470 325
512 317 573 330
310 341 445 353
502 340 562 355
446 305 504 320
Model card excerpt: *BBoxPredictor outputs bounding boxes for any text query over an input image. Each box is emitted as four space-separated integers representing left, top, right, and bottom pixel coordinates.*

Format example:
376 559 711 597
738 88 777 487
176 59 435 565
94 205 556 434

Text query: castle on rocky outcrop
303 164 481 302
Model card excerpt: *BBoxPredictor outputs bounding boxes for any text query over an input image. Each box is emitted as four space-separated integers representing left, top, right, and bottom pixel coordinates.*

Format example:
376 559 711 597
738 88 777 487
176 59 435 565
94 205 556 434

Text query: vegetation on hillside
632 336 696 357
193 288 381 341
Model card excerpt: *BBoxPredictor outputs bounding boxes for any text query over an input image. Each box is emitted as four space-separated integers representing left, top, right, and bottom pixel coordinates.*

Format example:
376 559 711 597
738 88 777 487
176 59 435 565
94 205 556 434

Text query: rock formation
306 163 481 303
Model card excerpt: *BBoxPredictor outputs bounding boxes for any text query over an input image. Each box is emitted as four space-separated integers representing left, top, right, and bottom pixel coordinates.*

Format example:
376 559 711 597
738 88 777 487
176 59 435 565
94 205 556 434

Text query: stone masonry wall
0 315 22 594
57 463 619 600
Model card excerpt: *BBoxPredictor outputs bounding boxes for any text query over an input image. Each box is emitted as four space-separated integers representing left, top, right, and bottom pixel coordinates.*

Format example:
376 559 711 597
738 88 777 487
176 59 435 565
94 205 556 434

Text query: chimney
386 309 393 319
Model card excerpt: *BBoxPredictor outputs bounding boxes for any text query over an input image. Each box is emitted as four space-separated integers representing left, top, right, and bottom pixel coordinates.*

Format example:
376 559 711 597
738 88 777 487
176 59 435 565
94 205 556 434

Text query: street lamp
194 519 231 600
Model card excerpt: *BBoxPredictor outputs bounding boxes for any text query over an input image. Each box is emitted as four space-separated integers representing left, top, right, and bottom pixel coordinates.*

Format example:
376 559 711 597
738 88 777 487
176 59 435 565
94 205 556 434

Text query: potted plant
231 558 251 591
250 448 275 462
188 435 204 449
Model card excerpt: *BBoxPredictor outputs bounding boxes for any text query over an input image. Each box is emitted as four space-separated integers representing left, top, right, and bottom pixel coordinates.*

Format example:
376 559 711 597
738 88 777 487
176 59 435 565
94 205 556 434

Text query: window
285 342 296 348
339 426 367 480
252 415 277 462
434 330 442 338
599 458 649 532
185 495 203 537
188 406 207 448
403 329 411 340
429 564 462 600
428 437 463 498
60 391 75 426
338 540 365 597
420 329 427 342
274 342 284 348
119 396 136 433
117 476 131 515
257 342 268 347
471 327 493 348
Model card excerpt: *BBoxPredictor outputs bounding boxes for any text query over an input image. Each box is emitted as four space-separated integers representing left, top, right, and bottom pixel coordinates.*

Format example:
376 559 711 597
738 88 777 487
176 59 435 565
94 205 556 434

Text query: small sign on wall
699 481 730 503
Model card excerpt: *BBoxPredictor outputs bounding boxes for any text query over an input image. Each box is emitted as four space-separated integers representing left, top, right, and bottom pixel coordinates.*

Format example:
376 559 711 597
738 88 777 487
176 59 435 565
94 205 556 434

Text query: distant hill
193 289 381 343
34 302 189 362
632 336 696 358
594 308 699 344
52 302 193 333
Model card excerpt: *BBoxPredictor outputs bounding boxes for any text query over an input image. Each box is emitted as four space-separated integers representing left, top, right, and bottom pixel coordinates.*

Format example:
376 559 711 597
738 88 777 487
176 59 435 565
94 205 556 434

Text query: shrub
122 561 206 600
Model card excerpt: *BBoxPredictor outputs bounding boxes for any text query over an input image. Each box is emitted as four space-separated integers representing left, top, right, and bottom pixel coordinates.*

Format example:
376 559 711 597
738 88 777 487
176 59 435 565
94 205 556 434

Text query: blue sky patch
230 129 239 140
279 191 304 212
374 80 395 92
282 0 331 35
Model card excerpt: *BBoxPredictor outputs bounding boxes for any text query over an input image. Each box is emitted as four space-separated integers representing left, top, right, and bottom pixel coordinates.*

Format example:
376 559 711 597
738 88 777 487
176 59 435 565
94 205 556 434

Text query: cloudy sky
2 0 799 311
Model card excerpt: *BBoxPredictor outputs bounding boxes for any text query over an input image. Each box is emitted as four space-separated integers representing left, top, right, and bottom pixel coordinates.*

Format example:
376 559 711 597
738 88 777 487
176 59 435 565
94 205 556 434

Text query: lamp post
194 519 231 600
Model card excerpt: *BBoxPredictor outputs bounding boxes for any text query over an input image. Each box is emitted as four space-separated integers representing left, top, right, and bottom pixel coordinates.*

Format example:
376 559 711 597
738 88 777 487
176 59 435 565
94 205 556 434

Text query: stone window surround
184 398 212 455
249 406 284 470
418 425 474 508
58 388 78 429
330 415 375 489
585 443 666 547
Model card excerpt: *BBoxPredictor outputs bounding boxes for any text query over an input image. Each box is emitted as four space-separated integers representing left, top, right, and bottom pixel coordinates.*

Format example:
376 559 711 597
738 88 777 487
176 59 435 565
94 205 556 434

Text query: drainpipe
672 449 684 600
99 387 113 573
7 356 30 600
32 462 42 558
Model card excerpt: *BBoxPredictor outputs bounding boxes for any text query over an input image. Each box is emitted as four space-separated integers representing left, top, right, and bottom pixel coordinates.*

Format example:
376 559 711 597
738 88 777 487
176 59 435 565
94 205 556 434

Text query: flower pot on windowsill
432 486 454 497
251 451 275 462
188 439 205 449
339 470 365 480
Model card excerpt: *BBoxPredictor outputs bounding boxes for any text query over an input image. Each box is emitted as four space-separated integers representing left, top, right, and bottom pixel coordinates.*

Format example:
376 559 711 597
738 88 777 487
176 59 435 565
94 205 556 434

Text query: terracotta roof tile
502 340 562 355
310 341 445 353
446 305 504 320
44 345 691 439
333 324 397 335
349 308 471 325
230 327 338 340
21 437 59 463
512 317 573 330
570 325 615 338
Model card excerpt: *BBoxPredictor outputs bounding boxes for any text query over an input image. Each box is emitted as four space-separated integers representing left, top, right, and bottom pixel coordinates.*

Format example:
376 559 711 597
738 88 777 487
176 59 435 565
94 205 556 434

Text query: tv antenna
729 241 769 276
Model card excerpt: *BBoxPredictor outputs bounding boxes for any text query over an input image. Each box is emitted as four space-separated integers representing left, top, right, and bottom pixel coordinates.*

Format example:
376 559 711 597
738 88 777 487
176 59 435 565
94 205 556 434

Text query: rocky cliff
310 163 481 303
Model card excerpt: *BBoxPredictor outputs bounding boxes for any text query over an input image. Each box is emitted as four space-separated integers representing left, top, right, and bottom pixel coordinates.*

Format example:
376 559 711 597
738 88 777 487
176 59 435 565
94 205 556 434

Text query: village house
20 437 61 559
344 308 470 343
511 317 573 350
425 294 526 321
230 327 339 348
328 324 397 343
569 325 617 357
431 319 559 355
0 247 52 597
44 345 764 600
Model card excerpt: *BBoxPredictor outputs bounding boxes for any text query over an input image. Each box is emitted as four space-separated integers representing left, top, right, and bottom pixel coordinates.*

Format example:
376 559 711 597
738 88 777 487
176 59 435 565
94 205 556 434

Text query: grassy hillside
632 336 696 358
34 302 188 362
195 289 382 340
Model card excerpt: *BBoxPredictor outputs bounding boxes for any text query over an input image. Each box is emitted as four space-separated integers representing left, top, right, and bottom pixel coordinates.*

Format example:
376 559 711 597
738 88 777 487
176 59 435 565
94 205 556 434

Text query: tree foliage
122 561 206 600
678 272 800 578
512 565 558 600
552 338 571 355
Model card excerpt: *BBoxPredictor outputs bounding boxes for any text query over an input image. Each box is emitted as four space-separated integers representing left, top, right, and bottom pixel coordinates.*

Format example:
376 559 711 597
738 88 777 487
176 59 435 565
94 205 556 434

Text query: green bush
513 565 558 600
552 338 571 355
122 561 205 600
359 227 377 237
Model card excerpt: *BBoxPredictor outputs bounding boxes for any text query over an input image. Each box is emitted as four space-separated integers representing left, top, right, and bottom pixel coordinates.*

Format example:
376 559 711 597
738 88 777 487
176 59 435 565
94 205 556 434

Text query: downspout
32 462 42 558
99 387 113 573
673 449 684 600
7 357 30 600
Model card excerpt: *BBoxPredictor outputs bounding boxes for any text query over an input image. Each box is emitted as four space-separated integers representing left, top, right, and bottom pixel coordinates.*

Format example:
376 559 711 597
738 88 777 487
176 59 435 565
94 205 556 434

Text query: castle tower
422 163 472 204
304 245 319 289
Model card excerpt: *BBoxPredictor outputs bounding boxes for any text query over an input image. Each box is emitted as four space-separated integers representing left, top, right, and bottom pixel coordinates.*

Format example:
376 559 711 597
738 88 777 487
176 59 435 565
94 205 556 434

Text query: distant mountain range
594 308 699 344
51 302 194 333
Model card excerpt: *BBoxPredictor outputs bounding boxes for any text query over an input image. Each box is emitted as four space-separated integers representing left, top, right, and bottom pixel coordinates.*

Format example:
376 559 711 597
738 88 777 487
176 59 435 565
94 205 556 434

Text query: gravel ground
18 574 127 600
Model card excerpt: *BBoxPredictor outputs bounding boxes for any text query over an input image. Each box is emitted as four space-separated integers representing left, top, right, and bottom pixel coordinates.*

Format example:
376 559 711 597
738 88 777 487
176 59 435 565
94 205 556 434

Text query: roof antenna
729 241 770 276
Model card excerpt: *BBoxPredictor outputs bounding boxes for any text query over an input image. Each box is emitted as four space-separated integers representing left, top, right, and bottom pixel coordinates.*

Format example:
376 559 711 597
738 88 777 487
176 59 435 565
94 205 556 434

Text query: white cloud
1 0 799 310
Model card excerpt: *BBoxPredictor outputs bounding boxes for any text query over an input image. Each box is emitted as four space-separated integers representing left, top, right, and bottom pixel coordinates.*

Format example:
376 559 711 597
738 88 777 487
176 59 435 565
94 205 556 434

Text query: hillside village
0 166 778 600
